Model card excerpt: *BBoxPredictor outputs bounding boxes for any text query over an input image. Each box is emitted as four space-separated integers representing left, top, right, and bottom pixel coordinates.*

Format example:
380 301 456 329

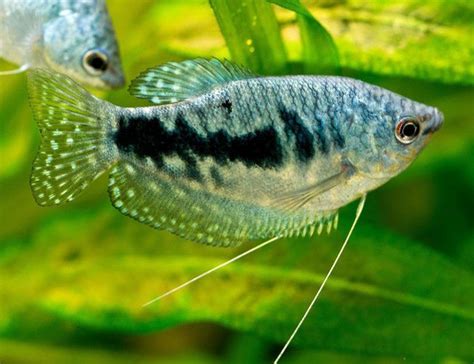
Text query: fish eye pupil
396 117 420 144
88 55 107 70
82 50 108 75
402 123 417 137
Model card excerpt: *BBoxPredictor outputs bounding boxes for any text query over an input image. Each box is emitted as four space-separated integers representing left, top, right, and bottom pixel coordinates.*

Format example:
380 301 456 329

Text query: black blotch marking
161 162 181 179
221 99 233 114
313 116 329 155
210 166 224 187
328 117 346 149
182 153 203 182
114 111 284 173
278 106 315 162
347 114 356 130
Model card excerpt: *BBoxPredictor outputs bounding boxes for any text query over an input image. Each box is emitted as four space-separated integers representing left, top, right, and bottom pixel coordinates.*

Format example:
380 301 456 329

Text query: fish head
345 83 443 181
42 11 124 89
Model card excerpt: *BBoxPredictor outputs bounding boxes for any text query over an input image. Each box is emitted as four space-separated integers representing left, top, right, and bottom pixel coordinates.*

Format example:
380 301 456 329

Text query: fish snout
110 74 126 89
106 67 126 89
422 108 444 136
433 108 444 131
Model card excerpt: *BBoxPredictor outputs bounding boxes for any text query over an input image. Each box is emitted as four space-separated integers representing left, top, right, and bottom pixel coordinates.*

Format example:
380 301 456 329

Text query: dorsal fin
128 58 257 105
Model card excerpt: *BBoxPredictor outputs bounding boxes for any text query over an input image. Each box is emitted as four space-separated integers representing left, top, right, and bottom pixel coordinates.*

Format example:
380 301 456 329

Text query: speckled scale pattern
108 160 338 247
115 75 413 203
0 0 123 88
109 76 420 244
27 61 443 246
27 69 118 206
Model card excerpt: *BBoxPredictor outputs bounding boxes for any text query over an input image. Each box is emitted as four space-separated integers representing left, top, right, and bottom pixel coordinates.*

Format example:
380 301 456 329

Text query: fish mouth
88 74 125 90
106 69 126 89
85 62 125 89
422 108 444 136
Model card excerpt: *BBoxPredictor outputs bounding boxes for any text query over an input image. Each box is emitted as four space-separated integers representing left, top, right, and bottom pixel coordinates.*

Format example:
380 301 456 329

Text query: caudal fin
27 68 117 206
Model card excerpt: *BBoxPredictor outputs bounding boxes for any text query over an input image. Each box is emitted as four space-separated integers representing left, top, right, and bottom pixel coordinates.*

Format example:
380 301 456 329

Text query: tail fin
27 68 117 206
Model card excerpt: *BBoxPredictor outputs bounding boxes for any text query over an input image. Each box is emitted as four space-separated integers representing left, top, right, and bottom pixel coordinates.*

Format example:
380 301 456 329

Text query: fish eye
395 117 420 144
82 50 109 76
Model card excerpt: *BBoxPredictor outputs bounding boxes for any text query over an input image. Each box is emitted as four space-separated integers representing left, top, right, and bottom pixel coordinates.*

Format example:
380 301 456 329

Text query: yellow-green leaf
1 207 473 359
301 0 474 84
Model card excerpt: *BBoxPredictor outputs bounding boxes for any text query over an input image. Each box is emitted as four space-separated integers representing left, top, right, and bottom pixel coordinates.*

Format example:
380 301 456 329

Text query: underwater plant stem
142 235 282 307
274 194 367 363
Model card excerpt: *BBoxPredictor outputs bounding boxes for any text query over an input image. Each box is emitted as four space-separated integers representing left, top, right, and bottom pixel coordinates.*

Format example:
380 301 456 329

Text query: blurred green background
0 0 473 363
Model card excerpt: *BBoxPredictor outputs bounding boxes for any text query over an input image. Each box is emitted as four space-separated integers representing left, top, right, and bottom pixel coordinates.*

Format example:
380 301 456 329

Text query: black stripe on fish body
312 115 330 155
174 112 284 168
158 155 203 183
210 165 225 188
115 113 176 164
114 111 284 171
328 116 346 149
181 153 204 182
278 107 316 162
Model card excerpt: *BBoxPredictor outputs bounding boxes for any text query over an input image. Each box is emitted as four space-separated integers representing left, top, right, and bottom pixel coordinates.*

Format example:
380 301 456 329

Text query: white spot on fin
129 58 257 105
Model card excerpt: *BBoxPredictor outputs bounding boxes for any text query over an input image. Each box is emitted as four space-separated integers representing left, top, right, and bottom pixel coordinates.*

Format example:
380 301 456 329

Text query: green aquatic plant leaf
1 207 473 360
0 339 219 364
0 73 34 178
267 0 340 74
300 0 474 84
268 0 313 17
208 0 287 74
151 0 474 84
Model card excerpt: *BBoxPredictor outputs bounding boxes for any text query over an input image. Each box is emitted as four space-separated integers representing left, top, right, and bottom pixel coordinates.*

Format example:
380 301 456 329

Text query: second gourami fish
27 59 443 246
0 0 124 88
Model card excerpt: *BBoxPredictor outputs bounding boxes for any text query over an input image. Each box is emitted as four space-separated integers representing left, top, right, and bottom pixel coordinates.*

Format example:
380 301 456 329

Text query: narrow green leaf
208 0 287 74
297 14 340 74
2 208 473 359
268 0 340 74
267 0 312 18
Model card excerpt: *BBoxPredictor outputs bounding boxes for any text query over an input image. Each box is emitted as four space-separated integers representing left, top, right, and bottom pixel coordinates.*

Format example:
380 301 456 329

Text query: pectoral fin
0 64 29 76
273 161 356 212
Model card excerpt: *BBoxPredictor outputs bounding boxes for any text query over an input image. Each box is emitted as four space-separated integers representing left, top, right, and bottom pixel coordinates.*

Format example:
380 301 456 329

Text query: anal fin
108 160 244 247
108 160 338 247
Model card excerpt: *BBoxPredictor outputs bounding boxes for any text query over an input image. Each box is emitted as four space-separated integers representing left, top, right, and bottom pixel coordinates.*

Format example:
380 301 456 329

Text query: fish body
0 0 124 88
27 59 443 246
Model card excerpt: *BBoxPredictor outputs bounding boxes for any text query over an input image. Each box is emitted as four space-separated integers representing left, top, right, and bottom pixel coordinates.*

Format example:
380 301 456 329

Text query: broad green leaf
149 0 473 84
268 0 340 74
0 339 219 364
301 0 474 84
209 0 287 74
1 207 473 360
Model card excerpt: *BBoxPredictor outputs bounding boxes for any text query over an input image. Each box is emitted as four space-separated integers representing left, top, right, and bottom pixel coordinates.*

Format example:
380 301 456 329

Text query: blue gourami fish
0 0 124 88
27 59 443 360
27 59 443 246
